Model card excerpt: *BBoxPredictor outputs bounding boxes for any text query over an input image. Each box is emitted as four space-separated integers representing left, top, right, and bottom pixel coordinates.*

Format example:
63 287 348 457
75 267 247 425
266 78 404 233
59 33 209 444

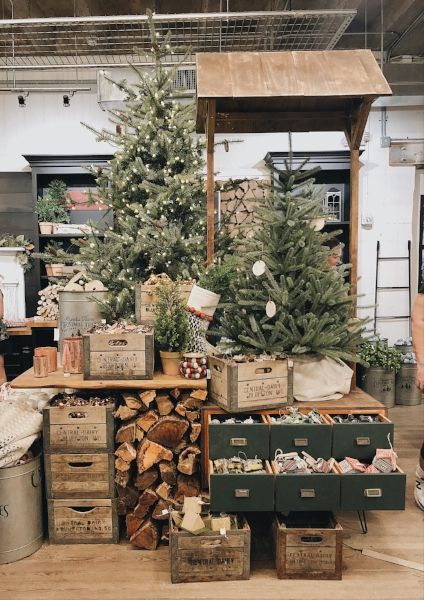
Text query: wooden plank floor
1 404 423 600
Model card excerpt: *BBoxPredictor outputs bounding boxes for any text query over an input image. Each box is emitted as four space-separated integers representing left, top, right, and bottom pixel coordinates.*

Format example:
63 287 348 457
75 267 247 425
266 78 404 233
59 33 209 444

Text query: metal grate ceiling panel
0 11 356 70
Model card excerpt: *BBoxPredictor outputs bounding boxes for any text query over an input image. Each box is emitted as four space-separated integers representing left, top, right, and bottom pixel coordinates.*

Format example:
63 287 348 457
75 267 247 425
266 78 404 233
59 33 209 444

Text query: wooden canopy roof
196 49 391 137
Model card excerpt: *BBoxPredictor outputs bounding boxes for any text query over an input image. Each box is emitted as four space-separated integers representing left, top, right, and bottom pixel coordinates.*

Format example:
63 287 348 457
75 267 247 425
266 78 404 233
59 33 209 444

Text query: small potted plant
154 280 189 376
35 179 71 234
359 339 403 408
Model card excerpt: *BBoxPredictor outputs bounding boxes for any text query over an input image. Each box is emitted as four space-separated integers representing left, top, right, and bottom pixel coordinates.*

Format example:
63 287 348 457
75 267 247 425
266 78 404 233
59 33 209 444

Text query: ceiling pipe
0 86 91 92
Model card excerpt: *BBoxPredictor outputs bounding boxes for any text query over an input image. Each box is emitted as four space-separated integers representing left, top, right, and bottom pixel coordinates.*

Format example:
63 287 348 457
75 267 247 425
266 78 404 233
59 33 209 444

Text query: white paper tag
63 372 70 378
161 509 169 515
53 328 59 341
288 360 294 368
206 369 211 380
101 319 107 324
219 528 227 537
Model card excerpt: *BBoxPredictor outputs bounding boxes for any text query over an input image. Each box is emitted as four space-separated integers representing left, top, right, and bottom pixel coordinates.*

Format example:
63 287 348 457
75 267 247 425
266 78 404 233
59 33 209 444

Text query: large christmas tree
68 13 207 320
219 151 365 362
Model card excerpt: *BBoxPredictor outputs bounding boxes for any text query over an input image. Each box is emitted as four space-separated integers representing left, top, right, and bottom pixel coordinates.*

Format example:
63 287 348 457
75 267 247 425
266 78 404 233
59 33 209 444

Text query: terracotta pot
160 350 182 376
39 222 53 234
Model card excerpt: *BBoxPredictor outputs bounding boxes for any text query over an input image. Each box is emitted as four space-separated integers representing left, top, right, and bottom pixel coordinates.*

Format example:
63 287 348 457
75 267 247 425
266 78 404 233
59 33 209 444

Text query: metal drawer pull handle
356 437 371 446
294 438 308 447
230 437 247 446
234 489 250 498
300 489 316 498
364 488 382 498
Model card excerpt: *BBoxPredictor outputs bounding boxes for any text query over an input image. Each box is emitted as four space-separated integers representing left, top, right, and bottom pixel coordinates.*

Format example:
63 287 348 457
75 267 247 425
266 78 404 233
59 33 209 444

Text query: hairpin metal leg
357 510 368 534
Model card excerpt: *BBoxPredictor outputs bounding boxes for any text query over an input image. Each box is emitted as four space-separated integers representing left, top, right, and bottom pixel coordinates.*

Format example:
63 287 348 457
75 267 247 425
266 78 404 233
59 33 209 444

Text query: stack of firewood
114 387 207 550
36 284 63 320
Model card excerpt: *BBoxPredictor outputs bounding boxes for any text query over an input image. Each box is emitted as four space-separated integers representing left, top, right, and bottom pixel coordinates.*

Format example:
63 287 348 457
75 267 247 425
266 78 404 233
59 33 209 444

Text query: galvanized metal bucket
0 450 43 564
394 344 414 355
395 364 422 406
58 290 107 351
361 367 395 408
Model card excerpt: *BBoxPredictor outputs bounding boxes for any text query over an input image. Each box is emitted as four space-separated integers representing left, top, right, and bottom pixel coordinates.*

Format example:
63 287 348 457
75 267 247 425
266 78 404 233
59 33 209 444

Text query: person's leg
0 354 6 385
415 442 424 510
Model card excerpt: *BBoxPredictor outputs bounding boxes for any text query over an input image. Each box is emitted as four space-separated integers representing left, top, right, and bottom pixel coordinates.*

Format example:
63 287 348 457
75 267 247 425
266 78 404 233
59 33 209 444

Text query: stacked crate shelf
43 400 118 544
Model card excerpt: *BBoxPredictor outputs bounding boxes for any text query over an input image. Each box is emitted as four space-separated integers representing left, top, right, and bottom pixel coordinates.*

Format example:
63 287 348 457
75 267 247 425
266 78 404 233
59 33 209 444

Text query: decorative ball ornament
310 217 326 231
252 260 266 276
266 300 277 318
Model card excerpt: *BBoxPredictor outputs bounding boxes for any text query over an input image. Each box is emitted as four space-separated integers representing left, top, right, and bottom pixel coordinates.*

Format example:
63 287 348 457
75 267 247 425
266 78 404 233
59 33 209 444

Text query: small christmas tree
66 12 208 320
219 148 365 362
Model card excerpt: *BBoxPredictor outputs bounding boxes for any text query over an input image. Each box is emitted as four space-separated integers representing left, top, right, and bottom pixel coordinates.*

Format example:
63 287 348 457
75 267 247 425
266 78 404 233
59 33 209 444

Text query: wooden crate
83 332 154 380
169 515 250 583
273 512 343 580
135 282 193 324
47 498 119 544
44 453 115 499
208 356 293 412
43 403 115 453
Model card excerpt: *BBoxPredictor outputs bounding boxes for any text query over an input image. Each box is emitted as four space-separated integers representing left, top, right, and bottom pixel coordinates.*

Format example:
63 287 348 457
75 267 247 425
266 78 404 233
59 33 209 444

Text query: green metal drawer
274 467 340 512
208 414 269 459
328 414 394 461
339 468 406 511
209 460 274 512
269 421 332 460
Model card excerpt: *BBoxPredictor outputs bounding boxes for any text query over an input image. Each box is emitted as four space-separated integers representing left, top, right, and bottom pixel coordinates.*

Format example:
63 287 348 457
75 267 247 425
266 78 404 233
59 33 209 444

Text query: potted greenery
154 280 189 376
36 179 71 234
359 340 403 408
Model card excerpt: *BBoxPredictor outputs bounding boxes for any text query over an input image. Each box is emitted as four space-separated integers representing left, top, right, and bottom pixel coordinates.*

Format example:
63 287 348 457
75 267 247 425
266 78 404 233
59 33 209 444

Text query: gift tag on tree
252 260 266 276
266 300 277 317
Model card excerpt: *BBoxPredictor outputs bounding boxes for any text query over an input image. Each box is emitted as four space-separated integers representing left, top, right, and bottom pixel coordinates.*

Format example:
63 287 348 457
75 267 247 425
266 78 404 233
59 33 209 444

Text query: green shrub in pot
359 340 403 372
154 281 189 376
359 340 403 408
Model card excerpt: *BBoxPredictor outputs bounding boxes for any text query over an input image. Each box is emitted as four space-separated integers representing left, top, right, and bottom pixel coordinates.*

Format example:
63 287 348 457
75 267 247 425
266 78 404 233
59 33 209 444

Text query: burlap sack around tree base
292 354 353 401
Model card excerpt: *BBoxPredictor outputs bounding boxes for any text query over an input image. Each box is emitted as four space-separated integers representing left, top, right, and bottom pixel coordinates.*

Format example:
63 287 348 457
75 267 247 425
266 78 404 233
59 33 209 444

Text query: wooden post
349 147 360 312
206 99 216 266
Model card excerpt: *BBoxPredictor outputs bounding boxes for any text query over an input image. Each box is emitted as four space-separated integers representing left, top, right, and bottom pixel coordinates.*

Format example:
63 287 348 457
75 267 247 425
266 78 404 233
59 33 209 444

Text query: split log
159 460 177 486
174 403 186 417
170 388 181 400
161 523 170 545
155 481 172 501
146 416 189 448
152 499 172 521
134 467 158 491
115 441 136 463
190 389 208 401
133 488 158 520
115 470 130 488
155 394 174 416
115 422 136 444
190 422 202 443
115 405 138 421
126 513 144 538
135 427 145 442
173 439 188 455
136 410 159 432
182 396 203 410
177 445 201 475
174 474 201 503
122 393 143 411
130 519 160 550
117 485 139 515
185 410 199 423
136 439 173 473
139 390 156 408
115 457 131 472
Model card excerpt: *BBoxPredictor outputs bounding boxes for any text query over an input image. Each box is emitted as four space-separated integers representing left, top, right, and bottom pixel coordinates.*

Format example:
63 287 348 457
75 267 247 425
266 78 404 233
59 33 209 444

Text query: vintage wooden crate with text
83 332 154 380
43 402 115 453
273 512 343 580
47 498 119 544
208 356 293 412
44 453 115 499
169 515 250 583
135 282 193 324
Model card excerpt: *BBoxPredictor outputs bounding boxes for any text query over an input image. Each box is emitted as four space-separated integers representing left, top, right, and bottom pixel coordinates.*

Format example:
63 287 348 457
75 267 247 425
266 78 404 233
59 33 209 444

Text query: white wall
0 88 422 343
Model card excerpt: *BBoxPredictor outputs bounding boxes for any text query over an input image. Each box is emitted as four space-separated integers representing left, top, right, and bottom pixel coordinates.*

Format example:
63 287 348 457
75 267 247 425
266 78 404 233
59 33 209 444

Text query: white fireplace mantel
0 247 27 323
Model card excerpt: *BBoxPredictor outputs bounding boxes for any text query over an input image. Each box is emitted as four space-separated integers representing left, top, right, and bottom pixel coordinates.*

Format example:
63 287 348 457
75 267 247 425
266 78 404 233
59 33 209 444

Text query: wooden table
7 319 57 337
200 388 387 487
11 367 207 390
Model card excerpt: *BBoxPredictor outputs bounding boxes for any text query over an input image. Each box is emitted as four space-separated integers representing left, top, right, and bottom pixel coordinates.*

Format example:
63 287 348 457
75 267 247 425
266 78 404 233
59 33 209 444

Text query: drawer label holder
234 489 250 498
230 438 248 447
300 489 316 498
356 437 371 446
364 488 382 498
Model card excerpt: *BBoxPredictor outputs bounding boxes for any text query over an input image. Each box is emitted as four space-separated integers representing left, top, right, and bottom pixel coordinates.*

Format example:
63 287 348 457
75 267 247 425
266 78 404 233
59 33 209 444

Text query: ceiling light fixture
17 92 28 107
